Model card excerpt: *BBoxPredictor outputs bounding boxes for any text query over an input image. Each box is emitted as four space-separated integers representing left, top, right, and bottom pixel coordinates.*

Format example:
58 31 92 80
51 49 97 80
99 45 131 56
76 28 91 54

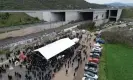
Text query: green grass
77 22 96 32
121 8 133 19
0 12 40 27
0 50 10 55
99 44 133 80
99 45 107 80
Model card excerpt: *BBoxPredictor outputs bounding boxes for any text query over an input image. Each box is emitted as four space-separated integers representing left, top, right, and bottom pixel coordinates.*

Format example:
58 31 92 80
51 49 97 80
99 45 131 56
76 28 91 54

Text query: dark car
85 62 98 68
90 52 100 57
90 51 102 56
90 54 100 59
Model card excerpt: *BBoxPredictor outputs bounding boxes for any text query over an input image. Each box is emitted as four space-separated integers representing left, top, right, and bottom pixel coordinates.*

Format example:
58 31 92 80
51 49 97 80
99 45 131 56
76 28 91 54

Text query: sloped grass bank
99 44 133 80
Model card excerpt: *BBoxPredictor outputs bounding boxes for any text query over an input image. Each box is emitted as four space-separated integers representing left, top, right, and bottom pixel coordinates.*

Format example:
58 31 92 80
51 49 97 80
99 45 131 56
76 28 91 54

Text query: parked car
84 71 98 79
84 65 98 74
88 58 99 64
86 62 98 68
82 77 96 80
91 50 101 53
96 38 105 44
90 52 100 57
90 54 100 59
92 47 102 52
90 51 102 56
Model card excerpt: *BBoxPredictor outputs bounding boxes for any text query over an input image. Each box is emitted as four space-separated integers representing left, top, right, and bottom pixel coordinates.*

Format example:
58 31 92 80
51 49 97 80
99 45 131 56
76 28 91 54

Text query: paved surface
74 33 95 80
0 22 59 33
53 32 96 80
0 21 68 39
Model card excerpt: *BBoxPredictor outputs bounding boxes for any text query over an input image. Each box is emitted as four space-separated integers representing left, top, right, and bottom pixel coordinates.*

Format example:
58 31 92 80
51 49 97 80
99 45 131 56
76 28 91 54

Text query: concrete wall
93 10 106 21
65 11 81 22
25 9 122 25
116 9 122 21
94 19 109 26
93 10 108 26
43 12 59 22
26 11 43 20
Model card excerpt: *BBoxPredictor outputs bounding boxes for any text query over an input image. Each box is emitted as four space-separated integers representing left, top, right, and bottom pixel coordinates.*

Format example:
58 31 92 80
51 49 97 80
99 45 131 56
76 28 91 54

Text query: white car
84 71 98 79
82 77 96 80
92 47 102 52
84 64 98 74
90 53 100 57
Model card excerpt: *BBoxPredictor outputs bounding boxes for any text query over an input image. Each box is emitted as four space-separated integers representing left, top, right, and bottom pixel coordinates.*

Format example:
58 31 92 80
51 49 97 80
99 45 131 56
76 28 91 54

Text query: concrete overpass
0 9 122 26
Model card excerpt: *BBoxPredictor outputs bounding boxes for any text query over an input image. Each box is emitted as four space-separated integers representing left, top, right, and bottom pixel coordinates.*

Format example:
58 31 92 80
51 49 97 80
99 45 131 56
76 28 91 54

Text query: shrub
77 22 96 31
101 31 133 47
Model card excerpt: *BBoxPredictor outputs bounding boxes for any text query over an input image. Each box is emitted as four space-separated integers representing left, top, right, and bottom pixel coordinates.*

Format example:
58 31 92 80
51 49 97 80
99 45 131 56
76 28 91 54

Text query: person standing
65 63 66 68
66 69 68 75
72 63 73 67
89 42 91 49
73 72 76 76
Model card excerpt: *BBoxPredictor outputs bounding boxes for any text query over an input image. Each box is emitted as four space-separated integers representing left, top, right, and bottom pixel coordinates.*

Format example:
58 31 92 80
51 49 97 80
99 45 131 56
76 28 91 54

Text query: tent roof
72 38 79 43
34 38 75 60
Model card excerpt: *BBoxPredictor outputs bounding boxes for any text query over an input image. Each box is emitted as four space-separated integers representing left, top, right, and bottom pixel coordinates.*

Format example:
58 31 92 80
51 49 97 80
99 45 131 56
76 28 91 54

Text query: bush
0 50 10 55
0 13 10 20
26 18 31 21
101 31 133 47
77 22 96 31
34 17 39 21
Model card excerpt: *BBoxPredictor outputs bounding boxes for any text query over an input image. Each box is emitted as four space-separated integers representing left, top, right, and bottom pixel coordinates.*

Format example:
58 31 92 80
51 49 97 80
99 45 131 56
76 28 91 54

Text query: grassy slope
99 44 133 80
99 45 107 80
0 13 40 27
121 8 133 18
0 0 107 10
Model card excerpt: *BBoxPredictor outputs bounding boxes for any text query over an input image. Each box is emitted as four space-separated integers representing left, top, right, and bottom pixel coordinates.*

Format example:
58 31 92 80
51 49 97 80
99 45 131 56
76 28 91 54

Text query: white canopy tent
34 38 75 60
72 38 79 43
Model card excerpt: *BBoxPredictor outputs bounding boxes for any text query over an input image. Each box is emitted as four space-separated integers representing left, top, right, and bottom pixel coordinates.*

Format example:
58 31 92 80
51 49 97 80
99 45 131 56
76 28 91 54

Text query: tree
34 17 39 21
5 12 10 18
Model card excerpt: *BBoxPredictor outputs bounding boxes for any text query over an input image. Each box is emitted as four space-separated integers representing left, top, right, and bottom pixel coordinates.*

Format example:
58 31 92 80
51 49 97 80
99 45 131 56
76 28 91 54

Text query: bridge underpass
110 10 118 17
109 10 118 21
51 12 65 22
80 12 93 21
106 10 109 19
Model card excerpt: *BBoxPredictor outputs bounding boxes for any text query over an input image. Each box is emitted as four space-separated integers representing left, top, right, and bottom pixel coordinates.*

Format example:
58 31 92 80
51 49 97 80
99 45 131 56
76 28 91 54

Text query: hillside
0 0 107 10
106 2 128 7
0 12 40 28
105 2 133 8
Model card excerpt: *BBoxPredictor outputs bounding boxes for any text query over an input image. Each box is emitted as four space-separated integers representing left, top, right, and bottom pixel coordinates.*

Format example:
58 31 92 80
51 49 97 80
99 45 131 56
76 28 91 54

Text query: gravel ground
0 21 89 48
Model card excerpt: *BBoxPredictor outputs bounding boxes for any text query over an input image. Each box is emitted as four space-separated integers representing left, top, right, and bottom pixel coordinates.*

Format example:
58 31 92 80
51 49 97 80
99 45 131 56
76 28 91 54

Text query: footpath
53 32 96 80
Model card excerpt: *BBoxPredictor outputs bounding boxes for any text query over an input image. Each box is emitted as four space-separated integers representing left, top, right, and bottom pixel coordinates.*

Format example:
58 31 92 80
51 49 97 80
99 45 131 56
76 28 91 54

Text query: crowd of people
0 29 91 80
25 31 84 80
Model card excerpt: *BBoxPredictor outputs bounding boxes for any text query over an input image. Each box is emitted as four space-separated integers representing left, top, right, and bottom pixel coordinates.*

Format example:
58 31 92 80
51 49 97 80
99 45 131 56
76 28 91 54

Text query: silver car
84 65 98 74
84 71 98 79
